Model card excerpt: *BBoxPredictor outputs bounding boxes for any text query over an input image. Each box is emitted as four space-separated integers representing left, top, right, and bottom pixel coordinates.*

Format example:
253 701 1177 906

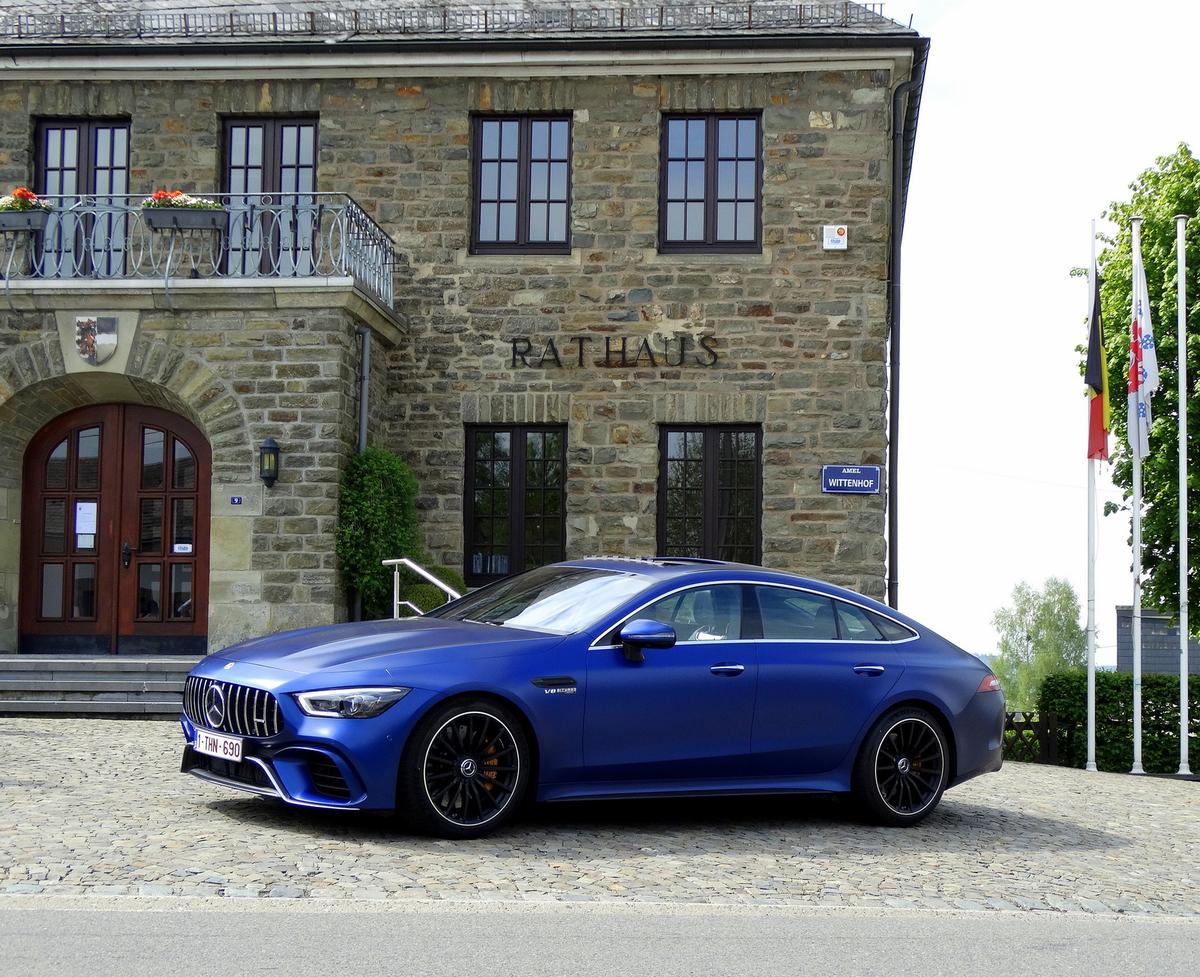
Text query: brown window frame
220 116 319 198
33 117 131 199
657 424 763 564
470 114 573 256
658 112 763 254
464 425 568 586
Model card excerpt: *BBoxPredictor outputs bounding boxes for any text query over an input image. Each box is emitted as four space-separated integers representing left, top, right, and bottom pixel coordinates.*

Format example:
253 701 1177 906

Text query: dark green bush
398 564 468 616
1038 669 1198 773
335 448 420 621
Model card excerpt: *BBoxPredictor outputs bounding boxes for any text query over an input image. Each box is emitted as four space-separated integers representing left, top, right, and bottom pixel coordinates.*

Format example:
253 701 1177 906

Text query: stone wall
0 59 898 635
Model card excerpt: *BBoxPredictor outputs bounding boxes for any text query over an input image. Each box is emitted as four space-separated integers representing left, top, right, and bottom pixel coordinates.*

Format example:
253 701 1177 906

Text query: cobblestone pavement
0 719 1196 915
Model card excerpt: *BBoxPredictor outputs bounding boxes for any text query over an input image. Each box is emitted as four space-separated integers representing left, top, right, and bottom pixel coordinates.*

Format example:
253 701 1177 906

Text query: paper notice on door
173 544 193 554
75 501 98 535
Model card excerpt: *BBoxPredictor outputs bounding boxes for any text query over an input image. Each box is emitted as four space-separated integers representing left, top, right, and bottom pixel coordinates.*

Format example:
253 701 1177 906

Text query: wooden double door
20 405 211 654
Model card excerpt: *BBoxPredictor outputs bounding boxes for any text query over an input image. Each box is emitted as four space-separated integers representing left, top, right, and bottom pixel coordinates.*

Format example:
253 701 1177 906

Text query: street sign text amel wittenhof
821 465 881 494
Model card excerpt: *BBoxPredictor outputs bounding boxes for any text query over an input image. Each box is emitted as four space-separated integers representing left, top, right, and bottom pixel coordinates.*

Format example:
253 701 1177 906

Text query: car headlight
293 687 411 719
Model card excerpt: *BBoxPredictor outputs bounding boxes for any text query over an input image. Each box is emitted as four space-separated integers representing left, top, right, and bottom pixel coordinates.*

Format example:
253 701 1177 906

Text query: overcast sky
898 0 1199 662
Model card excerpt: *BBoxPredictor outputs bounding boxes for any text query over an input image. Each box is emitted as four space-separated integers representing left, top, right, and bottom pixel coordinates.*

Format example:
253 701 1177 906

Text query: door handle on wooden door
121 542 132 569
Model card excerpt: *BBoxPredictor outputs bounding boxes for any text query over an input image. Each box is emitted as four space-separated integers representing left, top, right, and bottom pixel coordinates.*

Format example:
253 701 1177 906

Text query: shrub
335 448 420 621
396 564 468 616
1038 669 1198 774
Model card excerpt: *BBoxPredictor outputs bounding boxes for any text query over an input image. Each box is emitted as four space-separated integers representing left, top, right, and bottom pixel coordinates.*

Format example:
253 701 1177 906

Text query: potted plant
140 189 226 231
0 186 53 232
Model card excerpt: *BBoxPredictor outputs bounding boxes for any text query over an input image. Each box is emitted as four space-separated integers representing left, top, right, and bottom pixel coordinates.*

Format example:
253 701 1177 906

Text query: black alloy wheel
399 698 530 839
853 706 948 826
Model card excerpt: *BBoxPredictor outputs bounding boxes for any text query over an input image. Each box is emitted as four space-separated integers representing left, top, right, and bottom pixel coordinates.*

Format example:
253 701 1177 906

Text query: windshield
427 565 650 635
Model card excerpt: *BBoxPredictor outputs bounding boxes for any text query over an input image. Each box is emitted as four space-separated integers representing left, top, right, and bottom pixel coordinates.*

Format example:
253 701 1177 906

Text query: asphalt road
2 897 1198 977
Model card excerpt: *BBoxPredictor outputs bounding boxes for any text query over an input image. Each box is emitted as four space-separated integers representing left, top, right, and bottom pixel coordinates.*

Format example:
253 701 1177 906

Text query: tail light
977 673 1001 693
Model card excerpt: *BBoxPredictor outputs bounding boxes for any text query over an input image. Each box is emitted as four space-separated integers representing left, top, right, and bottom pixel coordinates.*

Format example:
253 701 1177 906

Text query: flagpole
1131 215 1145 776
1176 214 1191 777
1087 219 1098 773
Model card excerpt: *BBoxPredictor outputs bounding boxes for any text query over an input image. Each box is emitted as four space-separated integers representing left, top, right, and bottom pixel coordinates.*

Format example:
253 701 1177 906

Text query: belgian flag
1085 275 1110 460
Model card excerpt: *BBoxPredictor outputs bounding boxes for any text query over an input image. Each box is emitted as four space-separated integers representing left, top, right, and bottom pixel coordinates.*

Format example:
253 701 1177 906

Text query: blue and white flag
1127 243 1159 459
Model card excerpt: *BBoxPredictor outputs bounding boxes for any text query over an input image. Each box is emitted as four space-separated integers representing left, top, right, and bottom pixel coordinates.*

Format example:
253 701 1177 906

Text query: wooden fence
1002 711 1058 764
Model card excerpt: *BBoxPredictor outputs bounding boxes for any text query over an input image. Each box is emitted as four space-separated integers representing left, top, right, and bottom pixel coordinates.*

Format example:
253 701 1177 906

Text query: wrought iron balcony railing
0 193 396 310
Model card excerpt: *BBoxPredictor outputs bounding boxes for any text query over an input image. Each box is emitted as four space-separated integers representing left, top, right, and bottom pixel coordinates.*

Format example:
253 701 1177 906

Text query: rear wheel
853 707 948 826
397 698 530 839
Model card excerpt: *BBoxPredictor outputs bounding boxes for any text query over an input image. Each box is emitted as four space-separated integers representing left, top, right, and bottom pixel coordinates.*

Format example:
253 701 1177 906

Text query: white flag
1127 243 1159 458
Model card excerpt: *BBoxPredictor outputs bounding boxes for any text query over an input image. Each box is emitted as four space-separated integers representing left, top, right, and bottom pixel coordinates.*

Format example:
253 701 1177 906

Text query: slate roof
0 1 919 46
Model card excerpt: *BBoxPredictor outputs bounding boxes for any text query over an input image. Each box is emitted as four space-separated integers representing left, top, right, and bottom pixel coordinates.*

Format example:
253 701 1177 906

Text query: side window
755 587 837 640
835 602 885 641
867 610 916 641
638 585 744 642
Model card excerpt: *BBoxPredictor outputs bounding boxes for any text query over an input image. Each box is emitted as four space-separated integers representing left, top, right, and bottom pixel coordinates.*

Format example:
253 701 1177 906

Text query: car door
750 586 904 777
584 583 758 783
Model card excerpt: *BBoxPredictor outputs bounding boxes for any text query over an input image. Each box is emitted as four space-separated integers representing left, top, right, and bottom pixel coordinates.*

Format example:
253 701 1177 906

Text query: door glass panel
73 499 98 552
40 564 64 618
755 587 838 641
172 499 195 553
141 429 164 489
72 564 96 619
136 564 162 620
139 498 163 553
172 439 196 490
169 564 194 620
43 499 66 554
46 439 68 489
76 427 100 489
641 585 744 642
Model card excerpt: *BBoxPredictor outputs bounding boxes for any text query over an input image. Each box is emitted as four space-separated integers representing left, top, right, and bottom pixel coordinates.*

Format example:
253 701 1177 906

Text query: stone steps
0 656 197 719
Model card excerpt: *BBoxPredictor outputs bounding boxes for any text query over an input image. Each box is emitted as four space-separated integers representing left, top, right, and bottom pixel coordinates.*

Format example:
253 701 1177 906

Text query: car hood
210 617 564 675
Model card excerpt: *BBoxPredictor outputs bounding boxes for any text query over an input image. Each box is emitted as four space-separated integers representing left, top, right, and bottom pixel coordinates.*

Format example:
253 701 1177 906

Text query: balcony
0 193 396 311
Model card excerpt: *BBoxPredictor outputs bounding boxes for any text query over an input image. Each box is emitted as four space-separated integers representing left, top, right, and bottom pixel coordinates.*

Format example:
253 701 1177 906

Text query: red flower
12 186 37 202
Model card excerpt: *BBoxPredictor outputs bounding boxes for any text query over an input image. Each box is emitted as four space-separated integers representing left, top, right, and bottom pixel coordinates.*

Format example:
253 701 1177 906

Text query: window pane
738 119 757 157
43 499 66 554
667 119 686 157
643 585 743 642
548 203 567 243
531 120 549 158
666 202 685 241
170 564 194 620
500 120 518 159
551 121 569 159
499 203 517 241
687 119 706 157
686 202 704 240
757 588 838 640
46 439 68 489
76 427 100 489
736 202 755 241
686 161 705 199
737 161 756 199
480 161 498 199
836 602 885 641
481 120 499 159
41 564 64 618
72 563 96 620
73 499 97 552
136 564 162 620
479 203 498 241
173 440 196 490
499 162 517 201
530 161 548 200
717 202 735 240
550 162 568 201
718 161 735 199
139 498 163 554
528 203 547 241
172 498 195 552
868 611 915 641
718 118 737 156
142 429 164 489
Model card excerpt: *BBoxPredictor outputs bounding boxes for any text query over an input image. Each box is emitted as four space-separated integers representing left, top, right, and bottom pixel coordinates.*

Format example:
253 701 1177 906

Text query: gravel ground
1 718 1196 915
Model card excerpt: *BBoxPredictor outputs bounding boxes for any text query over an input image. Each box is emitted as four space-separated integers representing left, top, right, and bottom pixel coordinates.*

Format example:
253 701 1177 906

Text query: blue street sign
821 465 881 495
230 496 243 505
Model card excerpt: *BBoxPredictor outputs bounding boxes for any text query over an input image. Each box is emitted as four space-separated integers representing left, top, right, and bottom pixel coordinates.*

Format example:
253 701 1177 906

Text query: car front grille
186 749 275 792
184 676 283 738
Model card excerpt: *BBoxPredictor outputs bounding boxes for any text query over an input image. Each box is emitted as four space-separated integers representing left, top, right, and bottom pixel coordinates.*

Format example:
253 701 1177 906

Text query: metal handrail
0 192 396 309
382 557 463 619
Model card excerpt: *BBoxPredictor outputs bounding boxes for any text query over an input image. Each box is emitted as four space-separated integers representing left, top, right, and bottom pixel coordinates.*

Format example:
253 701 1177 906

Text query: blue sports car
180 558 1004 838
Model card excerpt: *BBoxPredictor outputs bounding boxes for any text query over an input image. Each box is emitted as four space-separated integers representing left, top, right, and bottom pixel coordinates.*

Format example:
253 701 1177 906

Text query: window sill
457 249 584 268
639 246 773 266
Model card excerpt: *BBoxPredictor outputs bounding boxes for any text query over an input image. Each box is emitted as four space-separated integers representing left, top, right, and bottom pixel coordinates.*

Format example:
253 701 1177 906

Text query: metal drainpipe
887 72 920 610
352 326 371 621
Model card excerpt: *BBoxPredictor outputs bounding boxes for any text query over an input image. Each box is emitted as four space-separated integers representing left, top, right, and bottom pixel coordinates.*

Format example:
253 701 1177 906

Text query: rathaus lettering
511 335 719 369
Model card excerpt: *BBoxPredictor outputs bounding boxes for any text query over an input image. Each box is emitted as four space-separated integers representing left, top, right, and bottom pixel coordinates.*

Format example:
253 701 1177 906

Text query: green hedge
1038 669 1199 773
397 564 468 616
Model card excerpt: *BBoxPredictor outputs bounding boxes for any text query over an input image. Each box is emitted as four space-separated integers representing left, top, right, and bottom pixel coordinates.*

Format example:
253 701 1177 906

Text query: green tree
991 578 1087 710
1094 143 1200 636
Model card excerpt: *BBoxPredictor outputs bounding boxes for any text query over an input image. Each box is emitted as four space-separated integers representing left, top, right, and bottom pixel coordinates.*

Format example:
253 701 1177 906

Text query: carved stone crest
74 316 118 366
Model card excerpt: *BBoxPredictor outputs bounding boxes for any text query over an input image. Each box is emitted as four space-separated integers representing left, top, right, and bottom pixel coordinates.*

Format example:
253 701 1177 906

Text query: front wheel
397 698 530 839
852 707 948 826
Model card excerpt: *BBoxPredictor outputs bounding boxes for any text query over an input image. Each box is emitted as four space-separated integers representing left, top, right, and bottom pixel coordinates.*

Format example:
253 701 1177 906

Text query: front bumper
179 681 438 811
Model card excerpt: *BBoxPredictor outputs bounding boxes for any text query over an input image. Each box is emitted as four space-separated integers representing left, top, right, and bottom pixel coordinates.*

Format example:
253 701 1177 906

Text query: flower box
0 208 50 232
142 207 227 232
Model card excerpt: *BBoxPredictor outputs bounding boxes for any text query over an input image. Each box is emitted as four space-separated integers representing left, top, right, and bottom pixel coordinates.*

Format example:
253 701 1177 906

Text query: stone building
0 1 928 657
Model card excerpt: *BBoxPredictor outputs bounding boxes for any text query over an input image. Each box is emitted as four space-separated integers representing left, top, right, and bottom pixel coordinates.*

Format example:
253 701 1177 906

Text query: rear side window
867 610 916 641
835 602 885 641
755 587 837 640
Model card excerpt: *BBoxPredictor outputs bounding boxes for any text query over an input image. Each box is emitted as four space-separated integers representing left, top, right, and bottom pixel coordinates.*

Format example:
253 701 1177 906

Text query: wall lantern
259 437 280 489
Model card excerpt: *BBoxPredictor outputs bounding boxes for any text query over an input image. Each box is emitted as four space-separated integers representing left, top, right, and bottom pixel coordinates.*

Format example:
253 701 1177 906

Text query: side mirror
618 618 677 663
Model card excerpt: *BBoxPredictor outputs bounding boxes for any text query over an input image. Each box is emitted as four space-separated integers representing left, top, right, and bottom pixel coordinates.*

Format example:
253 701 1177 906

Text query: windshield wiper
461 617 503 627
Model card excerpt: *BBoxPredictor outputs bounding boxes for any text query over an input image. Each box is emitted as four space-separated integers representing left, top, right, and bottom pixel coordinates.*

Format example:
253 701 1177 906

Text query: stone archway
0 335 257 654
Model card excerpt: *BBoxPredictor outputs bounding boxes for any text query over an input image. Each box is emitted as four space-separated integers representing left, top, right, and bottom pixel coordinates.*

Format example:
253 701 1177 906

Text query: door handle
121 542 132 569
853 664 886 677
710 663 745 676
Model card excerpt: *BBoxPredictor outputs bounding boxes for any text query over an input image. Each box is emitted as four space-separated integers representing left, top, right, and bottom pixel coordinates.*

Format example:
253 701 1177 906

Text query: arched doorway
19 404 211 654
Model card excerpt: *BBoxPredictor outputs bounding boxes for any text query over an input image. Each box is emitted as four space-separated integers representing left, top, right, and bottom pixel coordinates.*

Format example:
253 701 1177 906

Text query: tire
397 697 531 839
852 707 948 826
